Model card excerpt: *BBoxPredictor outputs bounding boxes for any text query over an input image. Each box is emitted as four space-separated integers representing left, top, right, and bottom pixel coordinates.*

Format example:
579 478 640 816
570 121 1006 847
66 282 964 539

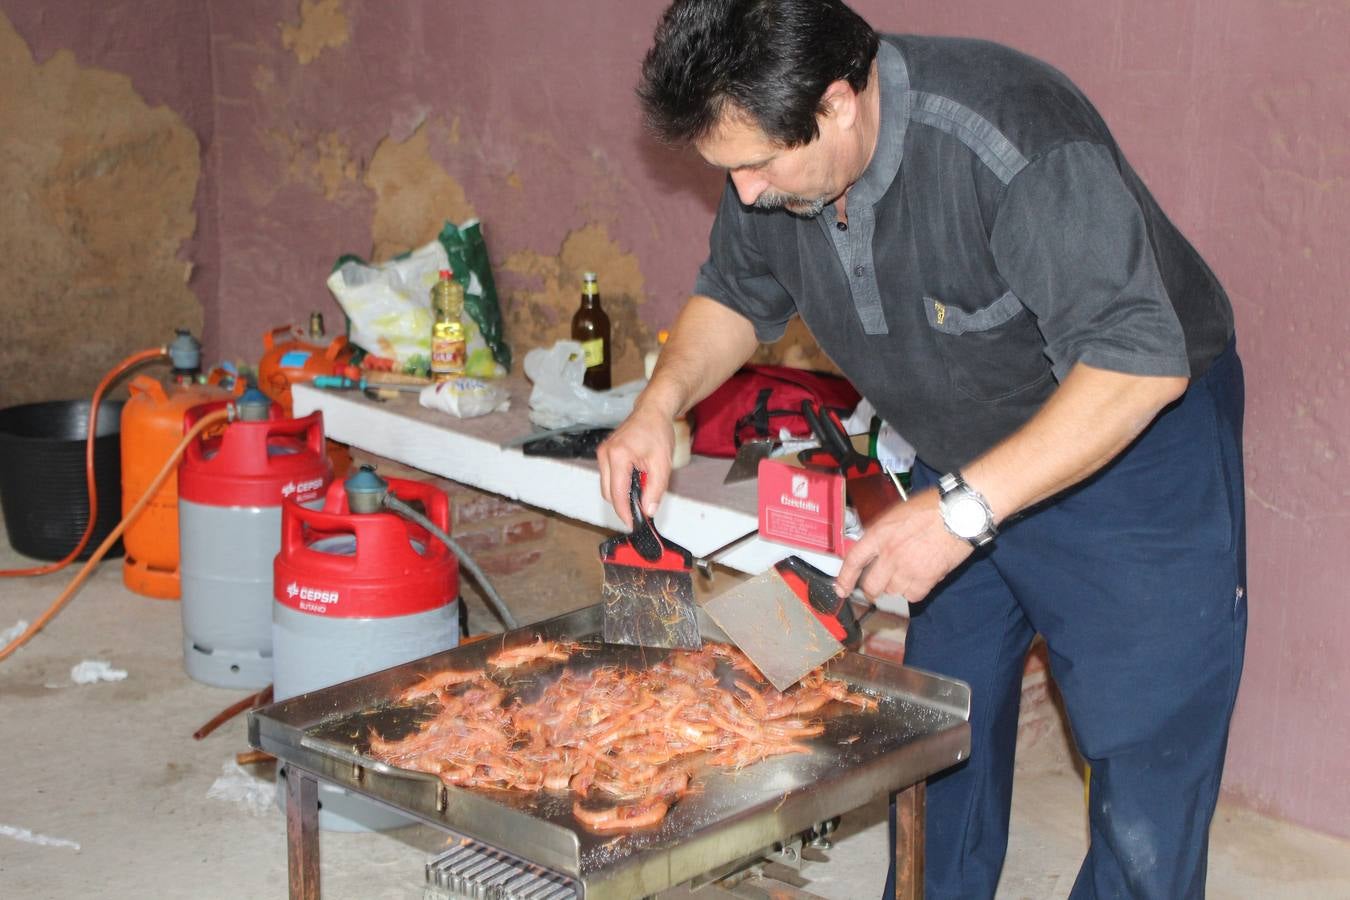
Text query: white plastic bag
326 238 505 378
327 242 443 370
418 377 511 419
841 398 917 472
523 341 645 429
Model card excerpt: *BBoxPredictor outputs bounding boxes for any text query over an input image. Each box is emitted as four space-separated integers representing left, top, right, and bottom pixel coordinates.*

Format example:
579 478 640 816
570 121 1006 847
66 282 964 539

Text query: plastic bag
418 377 511 419
523 341 645 429
327 221 509 378
439 221 511 372
840 398 917 472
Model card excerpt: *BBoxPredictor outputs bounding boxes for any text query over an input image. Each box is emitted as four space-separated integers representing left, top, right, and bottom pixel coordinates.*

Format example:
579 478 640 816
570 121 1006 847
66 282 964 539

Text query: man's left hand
832 487 972 604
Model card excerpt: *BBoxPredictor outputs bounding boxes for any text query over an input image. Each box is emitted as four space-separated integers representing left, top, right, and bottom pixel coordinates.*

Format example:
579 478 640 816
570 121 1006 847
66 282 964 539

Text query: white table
292 380 842 576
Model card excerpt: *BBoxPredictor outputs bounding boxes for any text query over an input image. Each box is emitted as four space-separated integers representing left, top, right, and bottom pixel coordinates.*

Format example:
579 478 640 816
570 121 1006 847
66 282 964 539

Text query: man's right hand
597 402 677 529
595 295 761 528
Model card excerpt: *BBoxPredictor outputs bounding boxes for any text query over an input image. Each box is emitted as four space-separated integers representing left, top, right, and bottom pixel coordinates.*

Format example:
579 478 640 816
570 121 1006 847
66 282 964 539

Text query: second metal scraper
701 561 845 691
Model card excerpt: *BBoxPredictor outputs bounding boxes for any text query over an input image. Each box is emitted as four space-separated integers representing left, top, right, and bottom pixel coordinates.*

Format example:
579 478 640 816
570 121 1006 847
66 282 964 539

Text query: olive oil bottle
430 268 466 381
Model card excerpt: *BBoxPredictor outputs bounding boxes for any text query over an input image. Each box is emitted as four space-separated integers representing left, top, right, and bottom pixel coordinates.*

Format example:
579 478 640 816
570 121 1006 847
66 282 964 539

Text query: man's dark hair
638 0 879 148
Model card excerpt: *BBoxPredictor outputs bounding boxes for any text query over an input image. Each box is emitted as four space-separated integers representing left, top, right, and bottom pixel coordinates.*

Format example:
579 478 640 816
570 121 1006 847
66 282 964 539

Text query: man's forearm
963 363 1189 524
637 295 760 419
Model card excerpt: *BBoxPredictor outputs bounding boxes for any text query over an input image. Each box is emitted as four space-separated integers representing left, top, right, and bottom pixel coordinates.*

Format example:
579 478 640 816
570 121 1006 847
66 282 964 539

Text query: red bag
688 365 860 458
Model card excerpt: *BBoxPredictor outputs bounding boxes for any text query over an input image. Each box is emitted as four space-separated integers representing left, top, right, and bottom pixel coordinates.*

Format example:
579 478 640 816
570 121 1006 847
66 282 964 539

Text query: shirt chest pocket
923 290 1055 402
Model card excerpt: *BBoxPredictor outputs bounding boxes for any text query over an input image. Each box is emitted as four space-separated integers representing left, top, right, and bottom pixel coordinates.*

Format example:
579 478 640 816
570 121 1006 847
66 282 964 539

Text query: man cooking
597 0 1247 897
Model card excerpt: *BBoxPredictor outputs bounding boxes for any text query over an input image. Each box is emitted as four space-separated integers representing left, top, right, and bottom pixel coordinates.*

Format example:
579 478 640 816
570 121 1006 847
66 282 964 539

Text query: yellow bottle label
580 338 604 368
431 322 466 379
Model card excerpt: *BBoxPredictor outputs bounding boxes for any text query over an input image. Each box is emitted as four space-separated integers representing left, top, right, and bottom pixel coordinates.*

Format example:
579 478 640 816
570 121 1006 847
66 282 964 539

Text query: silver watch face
946 494 989 539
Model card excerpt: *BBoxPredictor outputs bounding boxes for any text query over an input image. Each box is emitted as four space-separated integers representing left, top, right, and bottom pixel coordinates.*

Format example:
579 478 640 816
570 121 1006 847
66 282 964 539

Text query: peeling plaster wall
0 4 212 405
206 0 724 384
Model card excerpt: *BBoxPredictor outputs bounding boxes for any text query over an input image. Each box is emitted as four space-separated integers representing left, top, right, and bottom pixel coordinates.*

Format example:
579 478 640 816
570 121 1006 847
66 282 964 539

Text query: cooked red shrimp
398 668 485 702
487 637 576 669
572 796 671 833
365 641 878 833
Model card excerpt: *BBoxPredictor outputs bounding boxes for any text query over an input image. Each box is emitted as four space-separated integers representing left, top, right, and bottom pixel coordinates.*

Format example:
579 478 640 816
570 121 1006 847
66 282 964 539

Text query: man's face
695 111 849 218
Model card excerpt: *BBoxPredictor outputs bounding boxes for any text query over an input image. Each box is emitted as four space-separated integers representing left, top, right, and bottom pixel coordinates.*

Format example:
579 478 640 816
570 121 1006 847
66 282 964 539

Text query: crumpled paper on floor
1 619 28 645
0 823 80 851
70 660 128 685
206 760 276 817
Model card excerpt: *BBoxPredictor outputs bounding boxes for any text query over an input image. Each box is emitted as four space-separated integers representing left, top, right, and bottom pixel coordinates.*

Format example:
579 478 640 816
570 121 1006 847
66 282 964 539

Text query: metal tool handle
625 468 665 562
776 555 865 646
801 401 853 475
802 400 880 479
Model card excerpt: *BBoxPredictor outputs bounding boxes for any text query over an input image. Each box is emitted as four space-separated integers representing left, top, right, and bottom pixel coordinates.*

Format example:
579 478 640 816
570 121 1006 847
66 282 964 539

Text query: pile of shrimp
368 638 877 834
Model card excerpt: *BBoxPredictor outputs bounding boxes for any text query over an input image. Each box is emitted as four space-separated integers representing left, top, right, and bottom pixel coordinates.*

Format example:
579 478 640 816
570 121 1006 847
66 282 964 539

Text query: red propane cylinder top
178 401 332 507
273 476 458 619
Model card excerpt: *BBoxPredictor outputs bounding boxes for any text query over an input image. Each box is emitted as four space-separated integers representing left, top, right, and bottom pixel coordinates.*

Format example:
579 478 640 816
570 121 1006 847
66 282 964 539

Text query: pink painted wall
203 0 723 363
3 0 1346 837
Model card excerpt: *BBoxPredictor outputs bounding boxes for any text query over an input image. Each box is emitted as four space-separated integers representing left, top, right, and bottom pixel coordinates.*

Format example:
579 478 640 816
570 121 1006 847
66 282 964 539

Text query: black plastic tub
0 399 126 561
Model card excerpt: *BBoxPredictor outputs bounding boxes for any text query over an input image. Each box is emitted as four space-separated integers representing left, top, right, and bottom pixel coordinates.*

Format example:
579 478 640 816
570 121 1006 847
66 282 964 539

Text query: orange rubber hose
0 346 168 577
0 408 230 662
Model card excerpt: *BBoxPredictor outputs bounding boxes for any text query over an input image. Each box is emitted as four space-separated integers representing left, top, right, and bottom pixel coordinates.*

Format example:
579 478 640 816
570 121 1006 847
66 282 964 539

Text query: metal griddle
249 605 969 900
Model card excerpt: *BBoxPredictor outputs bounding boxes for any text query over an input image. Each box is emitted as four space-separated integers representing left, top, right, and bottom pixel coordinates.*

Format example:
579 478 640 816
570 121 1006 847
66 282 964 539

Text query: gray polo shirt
695 36 1234 472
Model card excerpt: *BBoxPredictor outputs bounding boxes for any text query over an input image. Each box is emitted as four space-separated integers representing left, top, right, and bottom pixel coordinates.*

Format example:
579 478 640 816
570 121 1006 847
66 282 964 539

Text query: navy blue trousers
885 341 1247 899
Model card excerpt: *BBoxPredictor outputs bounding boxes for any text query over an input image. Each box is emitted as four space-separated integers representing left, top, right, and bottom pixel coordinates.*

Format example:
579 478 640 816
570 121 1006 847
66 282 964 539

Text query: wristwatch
937 472 997 547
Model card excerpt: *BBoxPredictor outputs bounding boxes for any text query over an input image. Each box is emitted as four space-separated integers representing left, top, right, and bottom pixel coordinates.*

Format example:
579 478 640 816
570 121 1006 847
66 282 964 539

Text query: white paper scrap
206 761 275 817
1 620 28 645
70 660 128 685
0 824 80 851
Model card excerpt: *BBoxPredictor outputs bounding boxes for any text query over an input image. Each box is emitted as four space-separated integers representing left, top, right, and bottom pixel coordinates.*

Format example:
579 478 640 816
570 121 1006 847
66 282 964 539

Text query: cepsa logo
281 477 325 501
286 581 339 613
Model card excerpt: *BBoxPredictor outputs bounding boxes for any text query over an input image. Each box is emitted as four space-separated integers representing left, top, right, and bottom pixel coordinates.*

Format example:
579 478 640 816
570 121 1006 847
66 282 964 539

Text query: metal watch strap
937 472 997 548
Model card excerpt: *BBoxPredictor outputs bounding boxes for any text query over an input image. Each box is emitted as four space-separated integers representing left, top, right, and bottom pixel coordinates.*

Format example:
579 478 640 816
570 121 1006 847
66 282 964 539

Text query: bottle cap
583 271 597 281
658 329 670 345
439 269 452 280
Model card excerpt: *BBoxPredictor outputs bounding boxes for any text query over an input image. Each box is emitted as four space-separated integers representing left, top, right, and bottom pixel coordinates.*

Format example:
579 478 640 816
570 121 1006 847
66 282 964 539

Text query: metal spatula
722 436 777 483
599 469 702 649
702 555 866 691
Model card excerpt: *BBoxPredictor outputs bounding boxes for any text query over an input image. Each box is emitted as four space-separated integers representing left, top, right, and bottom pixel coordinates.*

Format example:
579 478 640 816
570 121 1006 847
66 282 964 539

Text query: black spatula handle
776 555 863 646
626 468 665 562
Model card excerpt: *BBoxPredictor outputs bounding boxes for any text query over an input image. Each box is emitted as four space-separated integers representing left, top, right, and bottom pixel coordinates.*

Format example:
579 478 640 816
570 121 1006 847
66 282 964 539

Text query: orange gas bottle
257 316 355 416
258 316 357 478
120 333 241 599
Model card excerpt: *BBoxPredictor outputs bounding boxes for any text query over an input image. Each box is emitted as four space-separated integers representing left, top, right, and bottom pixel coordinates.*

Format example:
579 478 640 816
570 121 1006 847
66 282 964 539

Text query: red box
756 455 849 556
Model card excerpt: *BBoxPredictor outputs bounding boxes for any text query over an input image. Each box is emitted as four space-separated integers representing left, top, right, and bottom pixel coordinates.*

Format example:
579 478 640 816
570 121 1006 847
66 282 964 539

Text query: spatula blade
723 439 776 484
601 561 702 649
702 569 843 691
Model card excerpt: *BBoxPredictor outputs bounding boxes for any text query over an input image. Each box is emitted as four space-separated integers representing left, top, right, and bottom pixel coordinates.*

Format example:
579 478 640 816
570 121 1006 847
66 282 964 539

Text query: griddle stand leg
892 780 925 900
286 766 321 900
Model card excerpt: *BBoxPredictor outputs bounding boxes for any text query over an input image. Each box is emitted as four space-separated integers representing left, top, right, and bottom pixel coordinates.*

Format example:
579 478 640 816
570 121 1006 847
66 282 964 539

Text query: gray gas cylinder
272 562 460 832
179 499 314 688
270 473 461 832
175 393 330 689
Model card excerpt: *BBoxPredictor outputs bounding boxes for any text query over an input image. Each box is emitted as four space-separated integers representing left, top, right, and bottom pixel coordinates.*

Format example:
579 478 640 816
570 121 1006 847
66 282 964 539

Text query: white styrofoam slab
293 381 842 577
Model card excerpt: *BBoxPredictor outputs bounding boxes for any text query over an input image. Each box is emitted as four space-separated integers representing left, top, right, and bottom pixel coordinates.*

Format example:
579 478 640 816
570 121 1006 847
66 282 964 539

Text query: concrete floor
3 495 1349 899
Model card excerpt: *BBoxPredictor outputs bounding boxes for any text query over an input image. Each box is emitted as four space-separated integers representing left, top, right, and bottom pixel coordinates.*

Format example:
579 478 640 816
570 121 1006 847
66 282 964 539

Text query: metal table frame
283 766 927 900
